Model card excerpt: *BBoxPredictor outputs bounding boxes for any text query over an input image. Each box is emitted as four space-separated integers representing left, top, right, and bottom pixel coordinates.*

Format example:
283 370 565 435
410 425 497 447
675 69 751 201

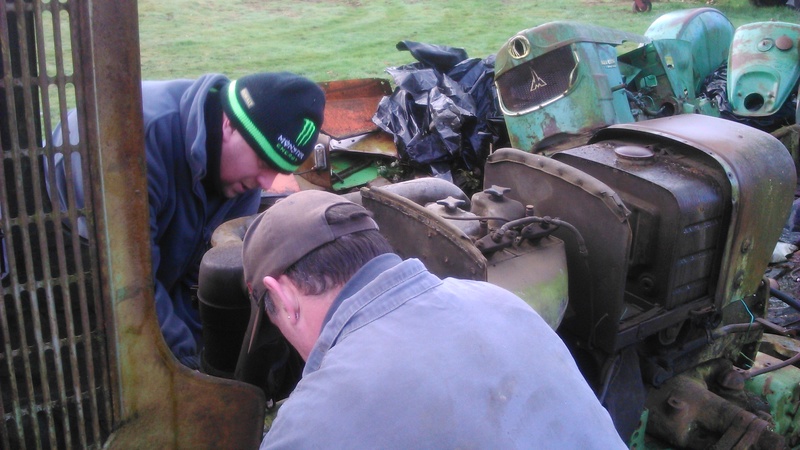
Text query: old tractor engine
362 114 794 447
493 115 793 447
199 113 796 448
367 114 795 447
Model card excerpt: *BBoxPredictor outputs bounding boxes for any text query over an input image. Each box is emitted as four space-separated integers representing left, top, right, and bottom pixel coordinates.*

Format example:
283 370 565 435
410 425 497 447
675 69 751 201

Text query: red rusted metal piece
317 78 392 139
646 360 786 449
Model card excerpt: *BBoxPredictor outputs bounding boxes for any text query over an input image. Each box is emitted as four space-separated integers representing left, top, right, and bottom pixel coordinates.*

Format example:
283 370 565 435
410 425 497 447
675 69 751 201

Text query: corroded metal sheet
317 78 392 139
80 1 266 449
296 78 397 191
2 1 267 448
484 148 633 352
495 21 650 79
361 185 488 281
495 23 647 153
486 236 569 330
646 361 785 448
1 0 113 447
728 21 800 117
593 114 796 316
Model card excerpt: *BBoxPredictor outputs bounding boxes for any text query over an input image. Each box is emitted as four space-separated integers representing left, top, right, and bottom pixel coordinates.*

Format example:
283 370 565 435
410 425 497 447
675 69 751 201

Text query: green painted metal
744 353 800 446
330 153 380 191
727 21 800 117
618 39 700 117
495 21 650 72
486 236 569 329
644 7 734 94
494 22 649 153
494 12 736 155
628 409 649 449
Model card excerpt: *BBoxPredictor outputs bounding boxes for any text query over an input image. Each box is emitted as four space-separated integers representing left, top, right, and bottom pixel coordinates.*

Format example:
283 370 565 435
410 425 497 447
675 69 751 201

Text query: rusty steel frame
2 0 265 448
1 0 113 448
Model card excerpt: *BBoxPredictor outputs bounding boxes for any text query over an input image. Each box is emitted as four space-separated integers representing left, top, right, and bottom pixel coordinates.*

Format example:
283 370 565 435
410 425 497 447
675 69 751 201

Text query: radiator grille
1 1 114 448
496 45 577 113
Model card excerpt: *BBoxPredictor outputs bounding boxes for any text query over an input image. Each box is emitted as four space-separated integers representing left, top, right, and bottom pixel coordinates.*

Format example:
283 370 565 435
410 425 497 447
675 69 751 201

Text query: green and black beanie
221 72 325 173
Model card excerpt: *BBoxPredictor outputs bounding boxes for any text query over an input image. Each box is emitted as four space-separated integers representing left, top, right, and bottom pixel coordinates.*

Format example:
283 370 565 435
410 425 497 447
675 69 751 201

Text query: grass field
136 0 800 83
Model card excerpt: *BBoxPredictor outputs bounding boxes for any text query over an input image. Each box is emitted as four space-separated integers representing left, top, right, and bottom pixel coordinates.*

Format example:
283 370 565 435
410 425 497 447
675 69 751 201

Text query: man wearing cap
50 72 325 369
242 190 626 448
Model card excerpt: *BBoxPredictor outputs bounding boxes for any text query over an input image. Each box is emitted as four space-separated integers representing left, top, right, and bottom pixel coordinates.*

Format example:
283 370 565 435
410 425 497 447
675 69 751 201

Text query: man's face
219 120 279 198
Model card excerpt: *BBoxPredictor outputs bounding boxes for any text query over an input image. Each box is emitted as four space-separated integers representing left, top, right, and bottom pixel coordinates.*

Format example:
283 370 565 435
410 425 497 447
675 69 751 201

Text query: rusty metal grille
1 0 114 448
496 45 577 114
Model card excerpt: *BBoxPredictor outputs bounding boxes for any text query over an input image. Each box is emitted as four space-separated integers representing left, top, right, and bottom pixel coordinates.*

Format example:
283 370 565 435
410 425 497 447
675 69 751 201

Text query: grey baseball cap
242 190 379 294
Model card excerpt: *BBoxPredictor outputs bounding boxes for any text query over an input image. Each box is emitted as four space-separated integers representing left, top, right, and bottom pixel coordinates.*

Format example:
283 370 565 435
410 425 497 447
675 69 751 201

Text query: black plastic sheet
372 40 508 191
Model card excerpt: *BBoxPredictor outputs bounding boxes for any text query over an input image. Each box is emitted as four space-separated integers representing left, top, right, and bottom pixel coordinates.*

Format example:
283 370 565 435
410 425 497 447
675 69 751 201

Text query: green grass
137 0 800 83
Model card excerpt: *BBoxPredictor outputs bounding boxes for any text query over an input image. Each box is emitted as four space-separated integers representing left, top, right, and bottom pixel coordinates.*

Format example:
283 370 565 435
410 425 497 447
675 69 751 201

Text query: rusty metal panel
592 114 797 316
317 78 392 139
483 148 634 352
3 0 266 448
554 139 729 312
297 78 396 191
727 21 800 117
75 1 266 449
646 360 785 448
361 185 488 281
1 0 113 448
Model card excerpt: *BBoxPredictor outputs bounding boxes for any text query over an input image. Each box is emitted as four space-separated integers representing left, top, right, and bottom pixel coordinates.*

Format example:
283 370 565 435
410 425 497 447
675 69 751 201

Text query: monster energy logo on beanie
221 72 326 174
297 119 316 147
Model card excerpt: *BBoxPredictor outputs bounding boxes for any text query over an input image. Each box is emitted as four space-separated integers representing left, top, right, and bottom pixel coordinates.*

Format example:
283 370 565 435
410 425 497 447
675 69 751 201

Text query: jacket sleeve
51 109 205 369
144 119 201 369
150 241 200 368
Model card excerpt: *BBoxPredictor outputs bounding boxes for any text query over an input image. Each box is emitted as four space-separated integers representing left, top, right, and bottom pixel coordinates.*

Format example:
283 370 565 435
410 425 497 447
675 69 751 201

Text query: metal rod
742 350 800 380
770 287 800 314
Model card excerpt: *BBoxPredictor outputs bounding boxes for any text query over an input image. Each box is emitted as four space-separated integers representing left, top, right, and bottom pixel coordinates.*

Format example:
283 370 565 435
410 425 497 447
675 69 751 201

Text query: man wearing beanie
242 190 626 449
50 72 325 369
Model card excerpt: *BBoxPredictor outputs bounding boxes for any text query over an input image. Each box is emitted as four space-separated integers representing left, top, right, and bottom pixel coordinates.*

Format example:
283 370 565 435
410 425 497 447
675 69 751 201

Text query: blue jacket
52 74 260 368
262 254 626 449
142 74 261 367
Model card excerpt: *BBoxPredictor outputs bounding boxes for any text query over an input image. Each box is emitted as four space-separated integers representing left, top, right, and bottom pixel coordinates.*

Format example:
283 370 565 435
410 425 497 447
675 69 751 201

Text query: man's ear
264 275 299 322
221 113 234 142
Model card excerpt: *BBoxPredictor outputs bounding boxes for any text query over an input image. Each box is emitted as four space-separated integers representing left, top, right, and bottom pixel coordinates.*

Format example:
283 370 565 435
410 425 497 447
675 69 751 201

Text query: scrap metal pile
272 7 800 448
